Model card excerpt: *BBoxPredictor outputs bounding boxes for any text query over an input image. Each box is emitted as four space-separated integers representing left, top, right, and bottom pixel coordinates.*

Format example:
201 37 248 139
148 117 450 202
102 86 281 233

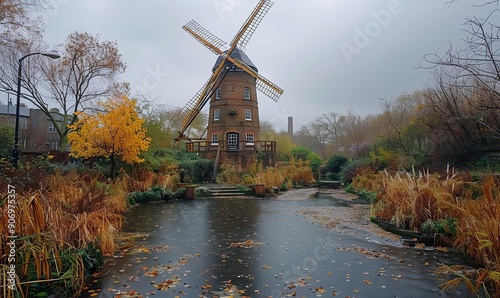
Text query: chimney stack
288 116 293 141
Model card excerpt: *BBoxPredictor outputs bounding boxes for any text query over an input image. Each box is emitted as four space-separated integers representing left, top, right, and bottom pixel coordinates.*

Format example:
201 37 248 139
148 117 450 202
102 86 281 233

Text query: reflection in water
98 194 479 297
205 199 261 294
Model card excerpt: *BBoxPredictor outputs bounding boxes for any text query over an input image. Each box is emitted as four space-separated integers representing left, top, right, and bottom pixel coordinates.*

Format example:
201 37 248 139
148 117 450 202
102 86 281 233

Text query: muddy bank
276 188 402 244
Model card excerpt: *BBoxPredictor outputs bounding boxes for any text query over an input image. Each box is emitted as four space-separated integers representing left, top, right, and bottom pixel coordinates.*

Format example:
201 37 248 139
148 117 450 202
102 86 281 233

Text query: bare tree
423 7 500 116
421 2 500 163
0 0 44 46
0 32 127 150
446 0 499 7
379 92 428 157
341 110 370 158
138 97 207 150
421 68 498 163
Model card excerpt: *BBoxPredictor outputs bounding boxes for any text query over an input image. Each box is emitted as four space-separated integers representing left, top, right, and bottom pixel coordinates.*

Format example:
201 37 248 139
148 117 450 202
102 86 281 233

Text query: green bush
236 185 254 196
127 186 172 204
325 154 349 173
357 189 377 204
291 146 312 161
196 187 212 197
179 158 213 183
175 188 186 199
340 158 372 184
306 152 323 177
326 172 340 181
78 241 104 276
421 218 457 236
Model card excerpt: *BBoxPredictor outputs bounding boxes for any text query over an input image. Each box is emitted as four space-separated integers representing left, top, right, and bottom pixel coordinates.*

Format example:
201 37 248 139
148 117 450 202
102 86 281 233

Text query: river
95 190 479 297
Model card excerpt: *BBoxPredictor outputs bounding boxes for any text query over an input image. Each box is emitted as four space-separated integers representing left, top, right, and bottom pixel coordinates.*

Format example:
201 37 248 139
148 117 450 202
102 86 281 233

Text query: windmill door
227 133 239 151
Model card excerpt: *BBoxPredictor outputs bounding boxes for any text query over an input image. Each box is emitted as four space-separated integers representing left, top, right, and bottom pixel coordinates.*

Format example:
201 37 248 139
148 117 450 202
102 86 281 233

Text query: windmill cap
212 48 258 73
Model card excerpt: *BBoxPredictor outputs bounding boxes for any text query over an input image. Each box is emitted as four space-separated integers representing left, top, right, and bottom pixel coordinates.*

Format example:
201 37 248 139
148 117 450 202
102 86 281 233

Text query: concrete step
208 187 245 197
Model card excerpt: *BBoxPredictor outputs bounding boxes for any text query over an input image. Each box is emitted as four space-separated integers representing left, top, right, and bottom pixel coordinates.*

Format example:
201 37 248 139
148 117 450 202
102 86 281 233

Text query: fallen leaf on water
315 286 326 293
201 283 212 290
154 276 180 291
146 269 158 277
229 240 262 248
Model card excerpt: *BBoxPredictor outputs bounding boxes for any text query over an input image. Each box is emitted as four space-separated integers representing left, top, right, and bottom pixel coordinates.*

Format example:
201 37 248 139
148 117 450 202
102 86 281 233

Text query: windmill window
244 88 251 100
214 109 220 121
211 134 219 145
216 88 222 100
245 109 252 121
246 133 255 145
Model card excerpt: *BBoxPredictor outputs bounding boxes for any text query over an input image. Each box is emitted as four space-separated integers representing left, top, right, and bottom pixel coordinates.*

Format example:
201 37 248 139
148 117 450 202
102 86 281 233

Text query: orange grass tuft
1 169 129 296
358 170 499 296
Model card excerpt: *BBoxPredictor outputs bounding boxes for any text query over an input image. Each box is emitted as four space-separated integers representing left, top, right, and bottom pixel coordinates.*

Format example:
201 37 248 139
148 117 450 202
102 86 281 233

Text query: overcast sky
31 0 493 131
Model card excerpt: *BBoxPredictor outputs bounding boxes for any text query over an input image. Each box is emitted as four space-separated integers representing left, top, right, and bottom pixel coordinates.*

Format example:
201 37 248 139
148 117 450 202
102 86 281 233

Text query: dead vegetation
353 167 500 296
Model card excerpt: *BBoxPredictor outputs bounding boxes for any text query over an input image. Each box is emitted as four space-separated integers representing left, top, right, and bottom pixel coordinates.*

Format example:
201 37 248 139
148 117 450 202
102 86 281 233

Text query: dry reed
356 169 499 296
1 169 129 296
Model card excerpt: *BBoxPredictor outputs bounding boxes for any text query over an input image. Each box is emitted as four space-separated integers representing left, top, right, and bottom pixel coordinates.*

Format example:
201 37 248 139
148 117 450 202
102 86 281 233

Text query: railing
186 140 276 154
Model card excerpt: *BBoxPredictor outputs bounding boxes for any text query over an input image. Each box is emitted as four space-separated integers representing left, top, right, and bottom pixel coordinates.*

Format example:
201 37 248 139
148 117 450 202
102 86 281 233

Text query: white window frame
216 88 222 100
245 109 252 121
227 133 238 150
246 133 255 145
211 134 219 146
49 140 59 151
244 88 251 100
20 117 28 130
48 121 56 133
214 109 220 121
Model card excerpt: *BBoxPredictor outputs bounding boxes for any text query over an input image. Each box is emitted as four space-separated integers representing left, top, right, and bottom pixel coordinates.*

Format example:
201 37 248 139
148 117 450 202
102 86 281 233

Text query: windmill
177 0 283 161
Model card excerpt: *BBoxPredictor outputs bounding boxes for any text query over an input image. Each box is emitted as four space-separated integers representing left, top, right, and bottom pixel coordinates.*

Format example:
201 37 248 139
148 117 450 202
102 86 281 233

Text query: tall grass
120 167 179 193
354 169 500 296
254 160 315 192
1 169 129 297
214 160 315 193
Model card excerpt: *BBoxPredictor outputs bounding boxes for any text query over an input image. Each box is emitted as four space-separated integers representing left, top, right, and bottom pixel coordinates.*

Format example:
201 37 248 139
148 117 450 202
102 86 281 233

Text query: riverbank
276 188 402 245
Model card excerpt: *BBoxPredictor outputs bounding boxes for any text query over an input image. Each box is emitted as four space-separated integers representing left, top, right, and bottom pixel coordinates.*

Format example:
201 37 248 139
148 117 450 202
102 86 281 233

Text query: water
96 193 478 297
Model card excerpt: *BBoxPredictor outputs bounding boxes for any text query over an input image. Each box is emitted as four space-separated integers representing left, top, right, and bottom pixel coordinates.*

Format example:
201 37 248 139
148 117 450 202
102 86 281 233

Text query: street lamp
12 51 60 168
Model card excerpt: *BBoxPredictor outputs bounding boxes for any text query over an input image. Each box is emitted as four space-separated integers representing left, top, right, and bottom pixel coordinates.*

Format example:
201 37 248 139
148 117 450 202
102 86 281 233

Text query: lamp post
12 51 60 168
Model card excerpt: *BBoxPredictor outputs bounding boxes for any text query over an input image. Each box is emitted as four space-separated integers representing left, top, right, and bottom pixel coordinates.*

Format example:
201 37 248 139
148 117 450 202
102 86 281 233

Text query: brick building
0 99 66 160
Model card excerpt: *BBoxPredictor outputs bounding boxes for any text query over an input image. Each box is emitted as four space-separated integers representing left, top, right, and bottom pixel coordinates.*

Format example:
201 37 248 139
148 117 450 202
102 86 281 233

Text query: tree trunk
110 155 116 179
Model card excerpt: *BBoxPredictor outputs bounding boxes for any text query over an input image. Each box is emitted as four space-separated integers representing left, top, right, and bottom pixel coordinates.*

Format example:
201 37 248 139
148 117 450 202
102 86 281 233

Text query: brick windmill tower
177 0 283 171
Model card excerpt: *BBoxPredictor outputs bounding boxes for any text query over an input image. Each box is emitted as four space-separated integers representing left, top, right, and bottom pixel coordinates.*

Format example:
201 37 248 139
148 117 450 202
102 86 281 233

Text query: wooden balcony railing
186 140 276 154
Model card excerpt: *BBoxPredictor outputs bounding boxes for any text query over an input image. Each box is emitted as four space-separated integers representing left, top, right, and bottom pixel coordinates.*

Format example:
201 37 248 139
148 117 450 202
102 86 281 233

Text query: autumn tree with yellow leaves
68 96 150 178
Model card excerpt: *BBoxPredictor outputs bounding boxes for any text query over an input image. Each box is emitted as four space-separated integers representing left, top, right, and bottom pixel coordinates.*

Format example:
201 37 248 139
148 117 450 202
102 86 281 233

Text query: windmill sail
183 20 226 55
178 0 282 139
231 0 274 51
